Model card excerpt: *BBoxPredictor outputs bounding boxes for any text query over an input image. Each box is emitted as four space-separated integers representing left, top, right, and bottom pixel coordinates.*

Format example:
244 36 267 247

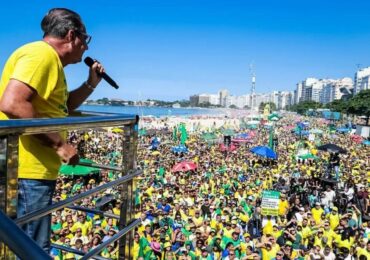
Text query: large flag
172 126 178 141
268 127 274 150
179 123 188 145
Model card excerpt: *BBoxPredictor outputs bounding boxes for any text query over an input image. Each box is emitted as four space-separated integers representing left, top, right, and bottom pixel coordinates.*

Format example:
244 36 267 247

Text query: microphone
84 57 119 89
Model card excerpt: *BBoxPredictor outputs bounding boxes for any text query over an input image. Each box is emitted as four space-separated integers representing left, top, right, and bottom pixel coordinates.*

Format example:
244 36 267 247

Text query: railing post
119 120 138 259
0 134 19 259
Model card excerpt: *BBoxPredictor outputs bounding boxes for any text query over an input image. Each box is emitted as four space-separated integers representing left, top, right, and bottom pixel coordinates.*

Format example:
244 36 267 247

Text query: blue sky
1 1 370 101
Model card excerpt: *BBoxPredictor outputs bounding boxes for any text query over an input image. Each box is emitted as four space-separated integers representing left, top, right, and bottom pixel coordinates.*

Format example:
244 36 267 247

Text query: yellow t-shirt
0 41 68 180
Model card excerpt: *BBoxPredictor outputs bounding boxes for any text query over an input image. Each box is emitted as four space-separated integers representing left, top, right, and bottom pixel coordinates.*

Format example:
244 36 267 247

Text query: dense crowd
50 114 370 259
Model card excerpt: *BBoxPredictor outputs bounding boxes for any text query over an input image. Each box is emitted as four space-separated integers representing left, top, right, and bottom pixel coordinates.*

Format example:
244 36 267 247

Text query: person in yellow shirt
0 8 106 252
70 214 92 236
311 203 324 225
278 194 290 216
326 206 340 230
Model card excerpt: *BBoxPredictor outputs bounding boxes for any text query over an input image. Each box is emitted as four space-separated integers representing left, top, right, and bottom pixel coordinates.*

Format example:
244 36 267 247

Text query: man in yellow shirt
278 194 290 217
0 8 106 252
311 202 324 225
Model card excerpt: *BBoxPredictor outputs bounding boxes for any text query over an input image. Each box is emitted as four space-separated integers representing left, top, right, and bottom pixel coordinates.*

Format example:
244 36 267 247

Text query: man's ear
66 30 75 42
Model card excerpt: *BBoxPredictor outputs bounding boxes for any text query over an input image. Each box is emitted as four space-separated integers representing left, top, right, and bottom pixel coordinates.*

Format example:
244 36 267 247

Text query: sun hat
150 242 161 252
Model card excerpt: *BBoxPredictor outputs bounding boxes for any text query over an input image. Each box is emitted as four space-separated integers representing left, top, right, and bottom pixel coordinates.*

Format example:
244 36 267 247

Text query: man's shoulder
15 41 54 55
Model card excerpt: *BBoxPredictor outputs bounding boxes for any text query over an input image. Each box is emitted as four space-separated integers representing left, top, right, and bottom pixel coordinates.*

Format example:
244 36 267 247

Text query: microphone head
84 56 94 67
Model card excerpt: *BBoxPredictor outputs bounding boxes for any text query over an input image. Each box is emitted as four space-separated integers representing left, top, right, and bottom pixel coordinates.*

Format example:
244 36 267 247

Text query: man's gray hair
41 8 85 38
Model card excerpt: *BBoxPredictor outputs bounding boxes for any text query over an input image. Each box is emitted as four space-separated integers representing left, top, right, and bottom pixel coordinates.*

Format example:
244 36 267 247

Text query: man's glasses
75 30 92 45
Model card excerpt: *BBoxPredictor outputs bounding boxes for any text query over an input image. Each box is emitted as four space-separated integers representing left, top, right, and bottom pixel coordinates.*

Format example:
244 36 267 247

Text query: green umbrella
222 129 235 136
298 154 318 160
138 128 147 136
311 129 323 135
201 132 217 140
59 158 100 176
247 124 257 129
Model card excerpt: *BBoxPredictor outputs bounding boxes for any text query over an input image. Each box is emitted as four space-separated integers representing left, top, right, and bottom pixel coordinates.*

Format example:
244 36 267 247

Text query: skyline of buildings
190 66 370 110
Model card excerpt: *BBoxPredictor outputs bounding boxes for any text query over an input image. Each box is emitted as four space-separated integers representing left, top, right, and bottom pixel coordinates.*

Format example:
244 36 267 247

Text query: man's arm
67 60 104 111
0 79 78 164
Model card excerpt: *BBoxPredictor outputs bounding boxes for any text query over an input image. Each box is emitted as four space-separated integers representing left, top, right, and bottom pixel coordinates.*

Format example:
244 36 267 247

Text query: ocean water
79 105 219 118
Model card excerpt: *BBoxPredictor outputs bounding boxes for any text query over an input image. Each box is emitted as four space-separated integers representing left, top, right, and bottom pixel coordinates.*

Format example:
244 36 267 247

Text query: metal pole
0 134 19 260
119 120 138 259
0 210 51 260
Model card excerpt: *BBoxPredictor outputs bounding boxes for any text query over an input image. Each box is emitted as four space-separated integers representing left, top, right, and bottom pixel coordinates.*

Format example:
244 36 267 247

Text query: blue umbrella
171 145 188 153
336 128 350 133
250 146 277 159
236 133 249 139
363 140 370 146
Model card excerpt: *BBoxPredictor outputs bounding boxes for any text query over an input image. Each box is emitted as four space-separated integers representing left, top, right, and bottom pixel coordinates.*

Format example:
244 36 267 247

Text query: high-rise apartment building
354 67 370 94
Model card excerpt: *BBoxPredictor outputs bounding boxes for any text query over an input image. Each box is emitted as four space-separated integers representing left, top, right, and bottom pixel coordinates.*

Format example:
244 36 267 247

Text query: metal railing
0 111 141 259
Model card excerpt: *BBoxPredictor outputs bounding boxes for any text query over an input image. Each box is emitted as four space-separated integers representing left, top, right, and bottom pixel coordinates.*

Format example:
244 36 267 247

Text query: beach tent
59 158 100 176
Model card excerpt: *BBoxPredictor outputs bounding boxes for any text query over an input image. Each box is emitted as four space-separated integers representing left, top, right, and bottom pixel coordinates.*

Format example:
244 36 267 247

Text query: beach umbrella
201 132 218 141
112 127 123 133
171 145 188 153
298 153 318 160
59 158 100 176
222 129 235 136
250 146 277 159
220 143 237 152
247 120 260 125
317 143 347 154
139 128 147 136
363 140 370 146
336 128 350 133
236 133 249 139
151 151 161 156
172 161 197 172
311 129 323 135
232 138 250 143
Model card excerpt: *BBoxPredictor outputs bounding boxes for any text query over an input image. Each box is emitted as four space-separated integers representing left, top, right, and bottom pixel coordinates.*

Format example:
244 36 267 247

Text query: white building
219 89 229 107
294 82 304 104
320 78 353 104
354 67 370 94
280 91 294 109
209 94 220 106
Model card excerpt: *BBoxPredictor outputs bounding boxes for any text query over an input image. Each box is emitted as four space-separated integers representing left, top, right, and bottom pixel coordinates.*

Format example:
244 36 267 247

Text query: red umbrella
232 138 249 143
220 143 237 152
172 161 197 172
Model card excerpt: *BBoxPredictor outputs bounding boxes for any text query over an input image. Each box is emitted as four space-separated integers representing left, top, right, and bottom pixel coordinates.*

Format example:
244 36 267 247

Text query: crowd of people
50 114 370 260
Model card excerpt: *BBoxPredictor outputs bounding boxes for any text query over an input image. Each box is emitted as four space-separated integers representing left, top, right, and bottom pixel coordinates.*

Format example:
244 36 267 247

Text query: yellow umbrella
112 127 123 133
151 151 161 156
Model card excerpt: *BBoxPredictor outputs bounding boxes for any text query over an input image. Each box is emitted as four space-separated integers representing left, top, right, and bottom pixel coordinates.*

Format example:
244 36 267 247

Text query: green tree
347 89 370 125
289 101 322 115
325 99 348 114
229 104 238 109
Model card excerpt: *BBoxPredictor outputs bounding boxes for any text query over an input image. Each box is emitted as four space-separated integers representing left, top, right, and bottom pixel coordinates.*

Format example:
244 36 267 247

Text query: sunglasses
75 30 92 45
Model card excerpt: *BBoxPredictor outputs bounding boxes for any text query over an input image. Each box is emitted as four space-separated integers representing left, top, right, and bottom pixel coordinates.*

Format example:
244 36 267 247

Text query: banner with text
261 190 280 216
